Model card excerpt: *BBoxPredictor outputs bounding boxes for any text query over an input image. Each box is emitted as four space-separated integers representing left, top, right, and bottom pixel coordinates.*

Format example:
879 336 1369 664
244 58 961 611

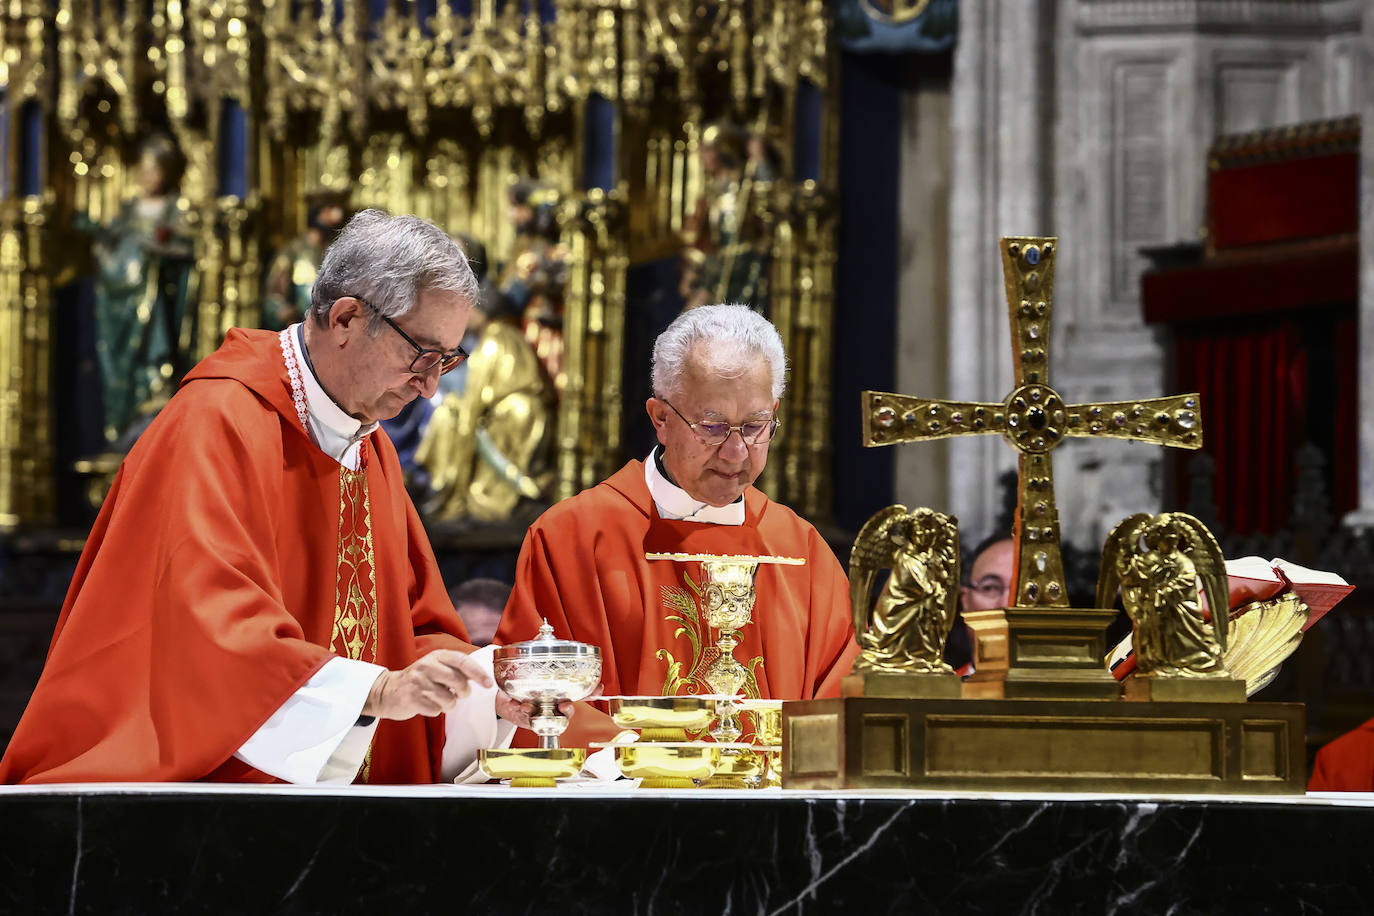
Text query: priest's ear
326 296 367 333
646 397 669 438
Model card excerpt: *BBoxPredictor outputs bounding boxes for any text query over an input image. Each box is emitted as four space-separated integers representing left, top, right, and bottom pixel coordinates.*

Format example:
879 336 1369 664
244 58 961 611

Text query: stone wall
944 0 1366 546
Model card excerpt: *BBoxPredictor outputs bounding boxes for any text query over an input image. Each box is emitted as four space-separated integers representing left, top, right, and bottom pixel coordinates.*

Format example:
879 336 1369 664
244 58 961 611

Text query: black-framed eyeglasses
662 398 779 447
353 297 469 375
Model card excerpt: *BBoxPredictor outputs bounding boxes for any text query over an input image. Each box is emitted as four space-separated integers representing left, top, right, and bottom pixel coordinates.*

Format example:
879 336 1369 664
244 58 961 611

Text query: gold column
556 188 627 498
0 203 25 529
1 3 57 529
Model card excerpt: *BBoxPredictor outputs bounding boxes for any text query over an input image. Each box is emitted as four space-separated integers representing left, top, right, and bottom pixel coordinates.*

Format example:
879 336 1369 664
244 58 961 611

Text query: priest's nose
718 429 750 459
413 365 441 399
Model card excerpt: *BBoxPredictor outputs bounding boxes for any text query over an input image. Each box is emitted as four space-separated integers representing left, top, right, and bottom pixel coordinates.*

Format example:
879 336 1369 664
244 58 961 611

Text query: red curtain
1173 313 1357 535
1175 320 1303 534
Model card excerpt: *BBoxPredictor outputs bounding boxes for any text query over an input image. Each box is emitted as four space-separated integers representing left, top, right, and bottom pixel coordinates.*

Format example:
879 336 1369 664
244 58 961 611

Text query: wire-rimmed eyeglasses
662 398 779 446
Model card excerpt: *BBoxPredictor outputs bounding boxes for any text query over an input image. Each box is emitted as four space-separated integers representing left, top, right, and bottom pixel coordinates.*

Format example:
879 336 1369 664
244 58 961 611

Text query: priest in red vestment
1 210 548 785
497 304 859 745
1308 718 1374 792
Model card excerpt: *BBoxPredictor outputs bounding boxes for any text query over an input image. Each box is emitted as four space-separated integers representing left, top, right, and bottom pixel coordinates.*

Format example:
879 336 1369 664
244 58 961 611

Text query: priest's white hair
652 304 787 402
310 209 478 334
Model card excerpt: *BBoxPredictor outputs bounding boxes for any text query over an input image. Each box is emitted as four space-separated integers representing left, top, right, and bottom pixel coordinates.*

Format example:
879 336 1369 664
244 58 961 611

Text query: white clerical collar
644 447 745 525
290 322 378 469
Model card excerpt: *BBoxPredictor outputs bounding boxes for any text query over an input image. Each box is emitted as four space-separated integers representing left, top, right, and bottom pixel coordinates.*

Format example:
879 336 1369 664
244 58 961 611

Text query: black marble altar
2 785 1372 914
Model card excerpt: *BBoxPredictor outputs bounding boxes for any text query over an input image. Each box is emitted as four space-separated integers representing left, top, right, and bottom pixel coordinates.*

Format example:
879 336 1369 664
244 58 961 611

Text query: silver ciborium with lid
492 619 602 749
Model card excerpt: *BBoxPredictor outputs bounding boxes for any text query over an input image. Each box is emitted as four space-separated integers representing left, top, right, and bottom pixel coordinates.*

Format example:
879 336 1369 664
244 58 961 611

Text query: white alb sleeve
234 656 385 785
444 644 517 783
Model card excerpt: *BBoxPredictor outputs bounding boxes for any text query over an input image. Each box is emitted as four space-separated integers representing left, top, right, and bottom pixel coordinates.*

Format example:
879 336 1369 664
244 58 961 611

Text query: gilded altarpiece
0 0 837 529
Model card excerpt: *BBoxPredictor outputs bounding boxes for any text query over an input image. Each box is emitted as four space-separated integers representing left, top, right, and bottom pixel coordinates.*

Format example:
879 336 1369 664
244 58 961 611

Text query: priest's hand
495 694 577 729
363 650 495 720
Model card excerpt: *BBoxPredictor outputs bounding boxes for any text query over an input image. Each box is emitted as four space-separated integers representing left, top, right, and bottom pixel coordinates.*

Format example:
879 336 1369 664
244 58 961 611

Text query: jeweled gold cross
862 237 1202 611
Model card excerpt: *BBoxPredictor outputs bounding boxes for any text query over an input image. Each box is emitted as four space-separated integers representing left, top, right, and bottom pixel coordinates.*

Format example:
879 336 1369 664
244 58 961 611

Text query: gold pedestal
1125 674 1248 703
781 696 1305 794
1000 607 1122 700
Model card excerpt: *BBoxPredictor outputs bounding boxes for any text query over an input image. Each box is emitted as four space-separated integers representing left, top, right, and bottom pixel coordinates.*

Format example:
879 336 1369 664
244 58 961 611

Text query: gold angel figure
849 506 961 674
1097 512 1231 678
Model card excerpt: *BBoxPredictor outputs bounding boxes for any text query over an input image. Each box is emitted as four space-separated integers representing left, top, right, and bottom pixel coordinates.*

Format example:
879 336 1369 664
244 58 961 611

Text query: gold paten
783 237 1305 794
846 506 962 700
480 748 587 788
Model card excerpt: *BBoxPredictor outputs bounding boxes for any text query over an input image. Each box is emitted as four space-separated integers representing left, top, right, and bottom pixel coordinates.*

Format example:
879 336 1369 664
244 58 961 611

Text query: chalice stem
535 698 565 749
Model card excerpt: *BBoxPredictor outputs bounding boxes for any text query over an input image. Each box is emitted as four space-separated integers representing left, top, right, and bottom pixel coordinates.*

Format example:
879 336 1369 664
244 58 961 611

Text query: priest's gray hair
309 209 478 333
651 304 787 402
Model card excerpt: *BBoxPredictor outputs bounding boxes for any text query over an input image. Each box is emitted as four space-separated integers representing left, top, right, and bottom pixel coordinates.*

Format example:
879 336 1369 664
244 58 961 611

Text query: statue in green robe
77 135 196 442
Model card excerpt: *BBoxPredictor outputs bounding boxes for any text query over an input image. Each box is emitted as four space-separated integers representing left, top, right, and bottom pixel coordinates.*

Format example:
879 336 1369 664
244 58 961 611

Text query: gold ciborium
608 695 715 742
486 620 601 787
606 696 718 787
615 744 722 787
479 748 587 787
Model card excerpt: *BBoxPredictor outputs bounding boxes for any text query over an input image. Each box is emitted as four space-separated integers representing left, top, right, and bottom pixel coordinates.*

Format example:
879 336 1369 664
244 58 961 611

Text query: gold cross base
959 607 1121 700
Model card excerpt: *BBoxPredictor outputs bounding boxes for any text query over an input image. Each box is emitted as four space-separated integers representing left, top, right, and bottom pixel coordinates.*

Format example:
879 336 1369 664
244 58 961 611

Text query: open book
1106 556 1354 683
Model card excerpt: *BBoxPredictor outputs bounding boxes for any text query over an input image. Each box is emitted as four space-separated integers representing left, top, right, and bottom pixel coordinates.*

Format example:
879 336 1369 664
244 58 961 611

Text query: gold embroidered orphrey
333 460 379 664
333 457 379 782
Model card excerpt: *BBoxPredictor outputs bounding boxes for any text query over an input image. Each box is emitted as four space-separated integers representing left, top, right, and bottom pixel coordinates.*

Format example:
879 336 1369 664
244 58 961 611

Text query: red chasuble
496 461 859 745
1308 717 1374 792
0 329 471 784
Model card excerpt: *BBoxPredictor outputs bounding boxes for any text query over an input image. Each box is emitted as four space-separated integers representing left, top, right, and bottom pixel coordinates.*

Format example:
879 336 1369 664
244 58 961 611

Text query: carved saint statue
681 123 771 311
416 236 555 523
498 181 568 392
848 506 961 674
261 190 349 331
76 134 195 442
1097 512 1231 678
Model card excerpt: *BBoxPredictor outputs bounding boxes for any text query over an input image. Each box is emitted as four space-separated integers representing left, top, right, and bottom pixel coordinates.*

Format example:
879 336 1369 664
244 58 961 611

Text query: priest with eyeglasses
496 304 860 746
2 210 562 786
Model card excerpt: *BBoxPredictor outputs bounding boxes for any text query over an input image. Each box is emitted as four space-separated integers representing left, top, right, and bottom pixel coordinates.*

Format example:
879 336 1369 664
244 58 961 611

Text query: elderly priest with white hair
1 210 564 785
496 304 860 745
